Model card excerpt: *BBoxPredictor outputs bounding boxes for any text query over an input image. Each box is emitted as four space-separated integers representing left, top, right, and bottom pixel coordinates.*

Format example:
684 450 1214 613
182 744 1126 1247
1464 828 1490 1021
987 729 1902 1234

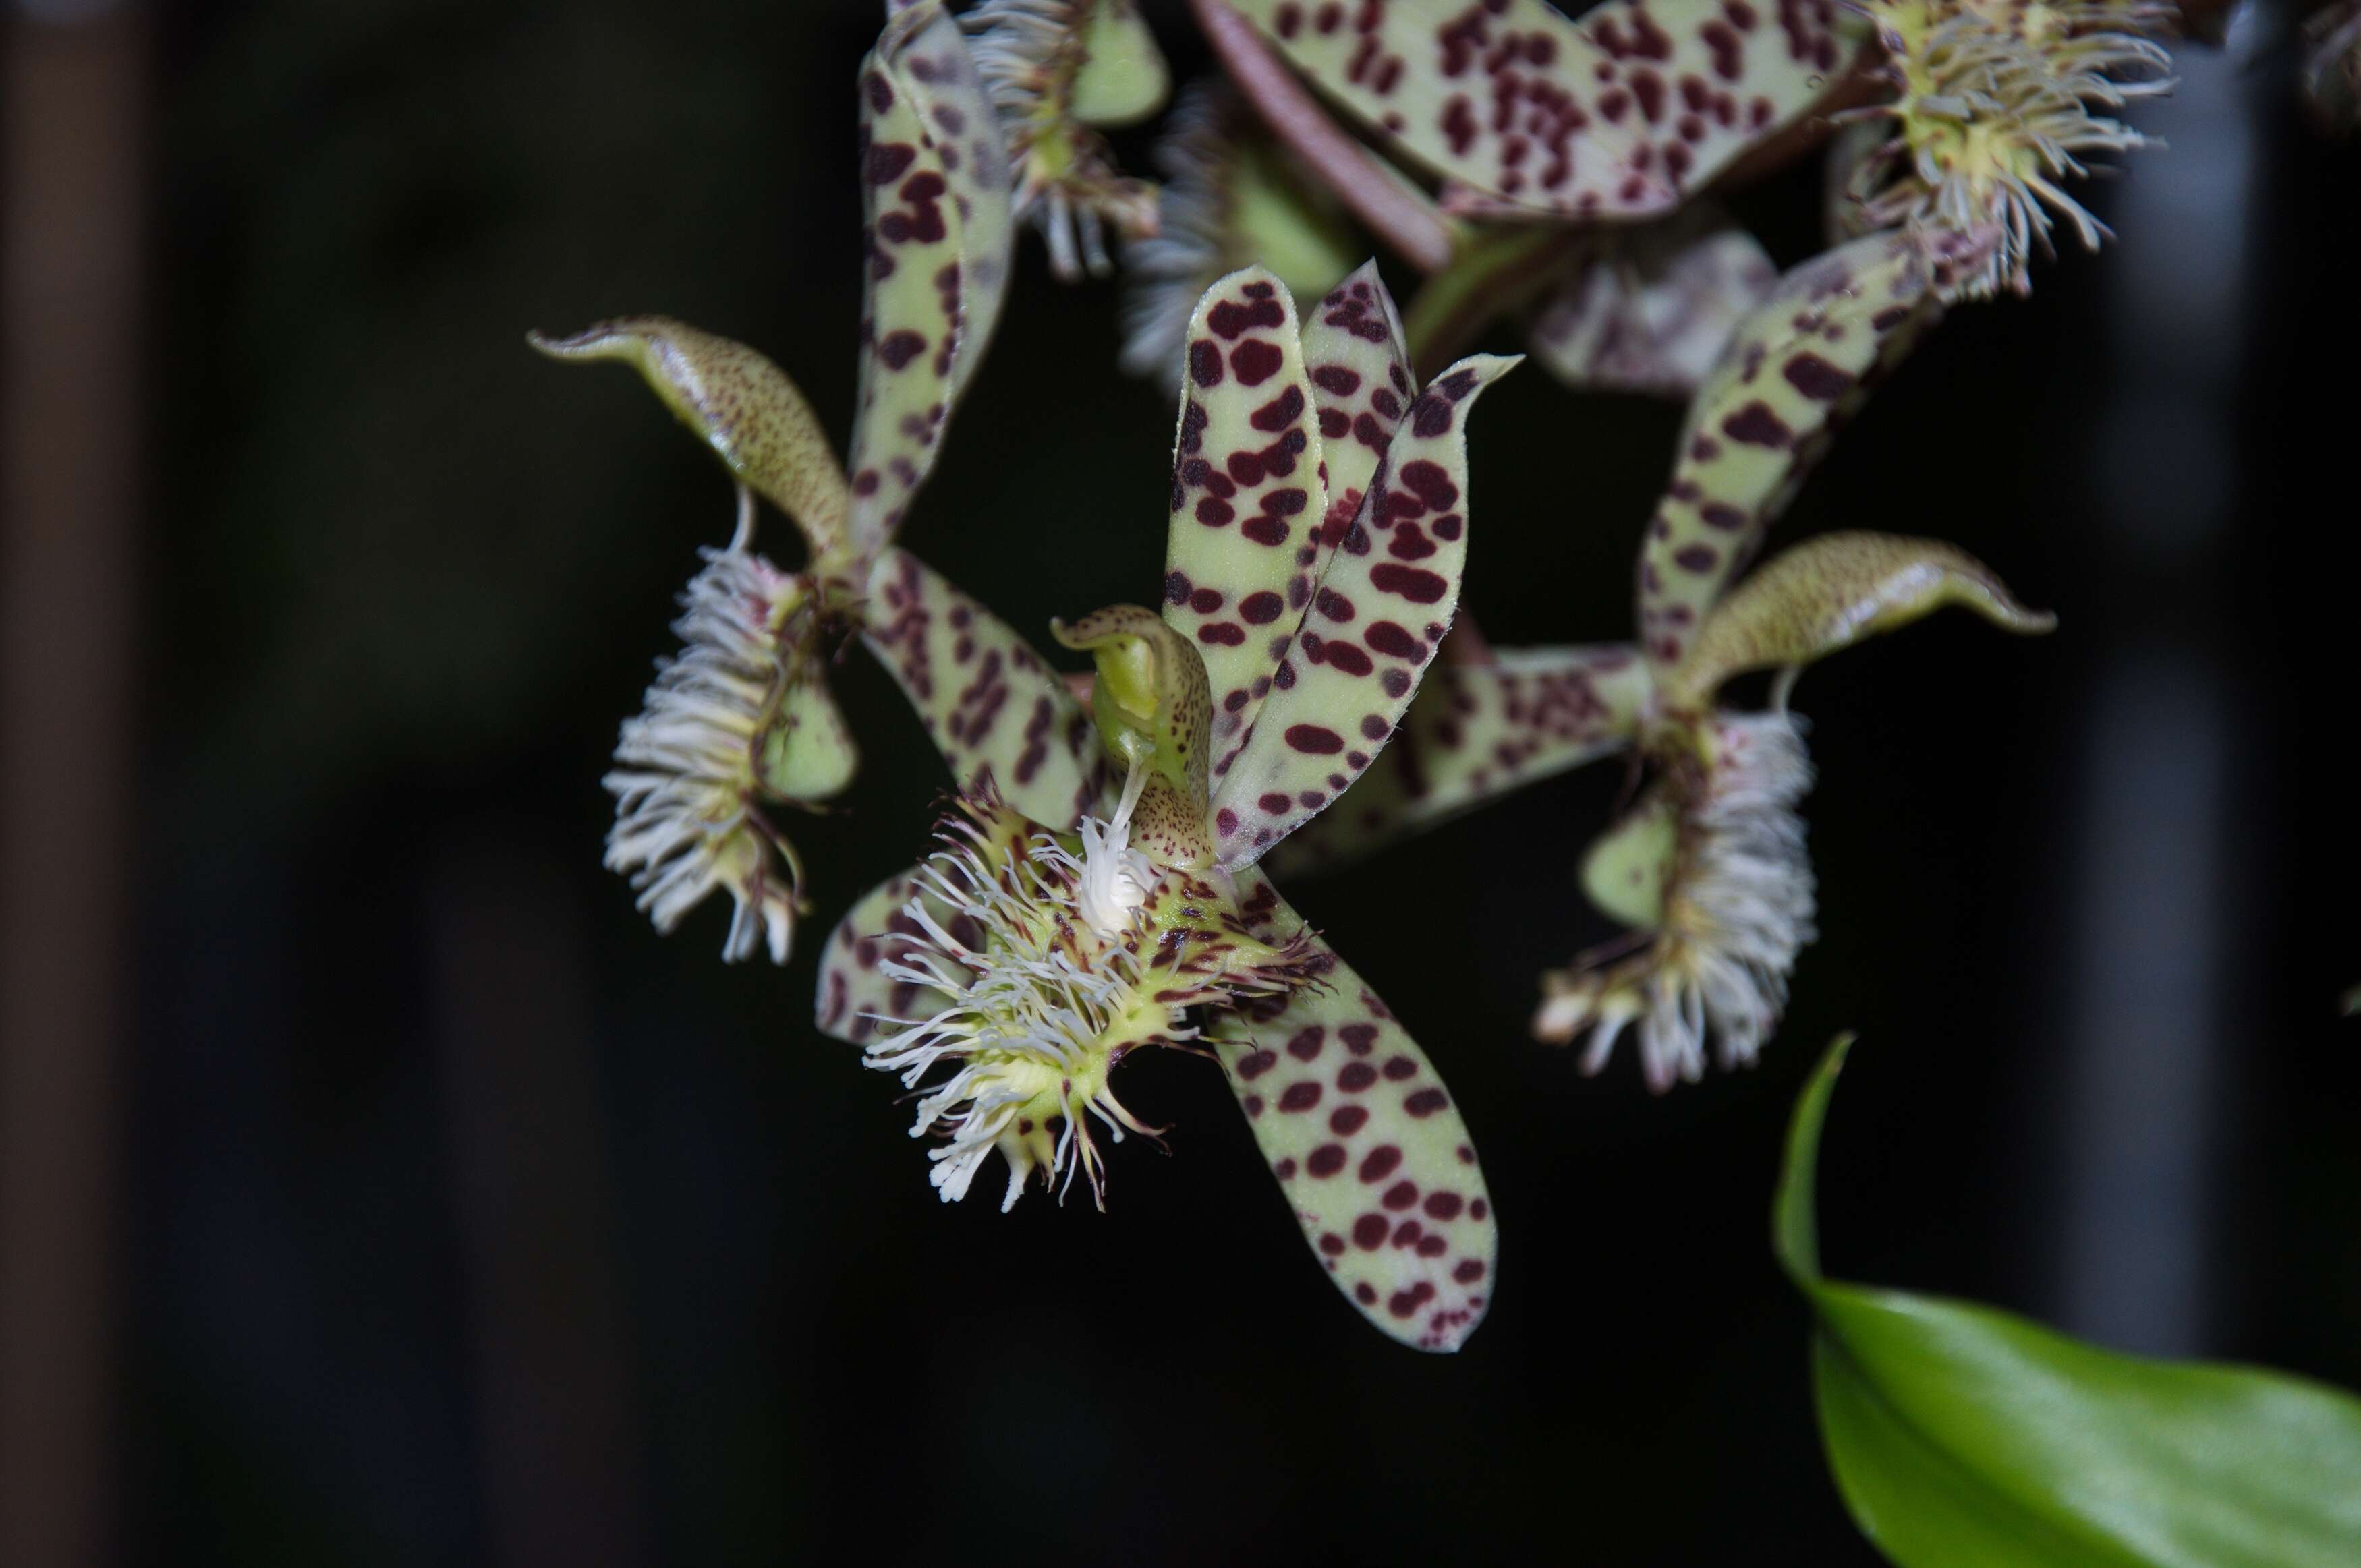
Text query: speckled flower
537 4 1107 959
963 0 1171 279
1118 80 1362 393
1836 0 2174 298
819 264 1516 1348
1278 233 2055 1084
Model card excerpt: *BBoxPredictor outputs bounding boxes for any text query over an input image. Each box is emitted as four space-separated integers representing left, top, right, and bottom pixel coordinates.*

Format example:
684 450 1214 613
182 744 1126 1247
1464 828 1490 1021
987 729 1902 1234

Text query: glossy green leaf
1216 868 1496 1352
1270 643 1651 874
1210 353 1517 871
1638 231 1939 674
1230 0 1866 219
860 547 1108 832
1779 1037 2361 1568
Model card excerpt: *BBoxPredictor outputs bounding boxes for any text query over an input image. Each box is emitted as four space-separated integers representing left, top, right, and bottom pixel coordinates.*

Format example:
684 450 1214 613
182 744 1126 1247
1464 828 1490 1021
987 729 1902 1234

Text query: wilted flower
1277 232 2054 1085
965 0 1171 278
818 264 1514 1348
1838 0 2174 298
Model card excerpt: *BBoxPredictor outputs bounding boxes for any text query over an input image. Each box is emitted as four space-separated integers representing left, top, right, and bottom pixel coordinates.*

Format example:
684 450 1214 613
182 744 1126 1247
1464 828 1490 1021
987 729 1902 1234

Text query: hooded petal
1664 531 2055 707
1270 644 1653 874
1210 353 1518 871
1297 260 1415 548
1638 231 1939 675
1217 870 1496 1352
861 548 1109 830
1229 0 1866 220
1162 267 1330 773
528 318 850 560
847 3 1017 559
1527 208 1777 399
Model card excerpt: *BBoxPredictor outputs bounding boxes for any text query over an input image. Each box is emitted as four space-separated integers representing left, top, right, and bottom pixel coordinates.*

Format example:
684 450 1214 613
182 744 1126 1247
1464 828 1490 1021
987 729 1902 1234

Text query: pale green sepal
1218 869 1497 1352
1667 531 2055 709
1780 1036 2361 1568
1069 0 1170 126
814 863 943 1049
528 318 849 560
1581 801 1676 931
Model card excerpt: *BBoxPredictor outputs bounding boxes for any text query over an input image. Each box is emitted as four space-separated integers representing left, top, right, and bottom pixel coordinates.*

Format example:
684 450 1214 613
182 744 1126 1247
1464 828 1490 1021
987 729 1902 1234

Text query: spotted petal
848 3 1017 560
1637 231 1938 674
528 318 851 559
1162 268 1330 776
1231 0 1866 220
1664 531 2055 707
1218 869 1496 1351
861 548 1109 830
1527 208 1777 397
1210 353 1518 871
1298 260 1415 540
1271 643 1653 874
814 863 945 1049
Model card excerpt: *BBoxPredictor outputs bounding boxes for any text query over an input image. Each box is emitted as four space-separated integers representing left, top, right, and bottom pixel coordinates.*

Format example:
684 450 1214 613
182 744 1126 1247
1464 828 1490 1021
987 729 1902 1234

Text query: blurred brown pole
0 6 146 1565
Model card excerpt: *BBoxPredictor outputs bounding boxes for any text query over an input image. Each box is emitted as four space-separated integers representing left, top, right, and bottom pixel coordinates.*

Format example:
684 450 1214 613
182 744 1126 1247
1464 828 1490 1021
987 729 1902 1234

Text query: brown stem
1189 0 1456 275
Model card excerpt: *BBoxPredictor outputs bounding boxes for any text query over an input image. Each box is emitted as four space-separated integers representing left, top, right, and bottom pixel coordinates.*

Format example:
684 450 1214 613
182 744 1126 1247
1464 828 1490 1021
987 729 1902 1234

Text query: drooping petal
847 3 1017 559
1637 231 1939 676
1663 531 2055 708
1162 267 1330 775
1210 353 1518 871
1228 0 1867 220
814 863 946 1048
1216 870 1496 1352
528 318 851 560
1270 644 1653 874
1526 208 1777 399
860 548 1110 833
1297 260 1415 547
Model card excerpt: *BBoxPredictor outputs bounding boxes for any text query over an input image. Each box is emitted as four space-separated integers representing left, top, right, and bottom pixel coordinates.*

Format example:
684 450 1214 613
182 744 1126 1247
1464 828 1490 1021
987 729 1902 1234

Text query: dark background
9 0 2358 1561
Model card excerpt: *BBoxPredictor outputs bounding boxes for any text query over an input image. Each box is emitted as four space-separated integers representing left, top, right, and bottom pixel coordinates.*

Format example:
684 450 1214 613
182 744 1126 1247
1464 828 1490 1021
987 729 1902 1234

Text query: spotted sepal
860 548 1108 832
1526 210 1776 398
814 863 947 1049
1270 643 1654 874
1637 231 1937 675
1215 868 1496 1352
1232 0 1866 221
527 317 850 560
1162 267 1330 776
1210 353 1517 872
847 5 1015 560
1297 261 1415 549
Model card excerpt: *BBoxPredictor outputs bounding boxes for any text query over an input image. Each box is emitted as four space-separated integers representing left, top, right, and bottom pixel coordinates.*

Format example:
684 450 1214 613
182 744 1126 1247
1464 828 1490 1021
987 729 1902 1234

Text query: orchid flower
963 0 1174 279
1277 231 2054 1089
533 2 1104 962
2301 0 2361 138
1827 0 2175 298
815 262 1517 1349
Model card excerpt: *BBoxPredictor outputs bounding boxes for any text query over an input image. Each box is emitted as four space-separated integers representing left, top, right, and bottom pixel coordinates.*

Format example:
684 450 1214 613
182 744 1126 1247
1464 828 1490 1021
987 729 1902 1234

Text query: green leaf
1778 1037 2361 1568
